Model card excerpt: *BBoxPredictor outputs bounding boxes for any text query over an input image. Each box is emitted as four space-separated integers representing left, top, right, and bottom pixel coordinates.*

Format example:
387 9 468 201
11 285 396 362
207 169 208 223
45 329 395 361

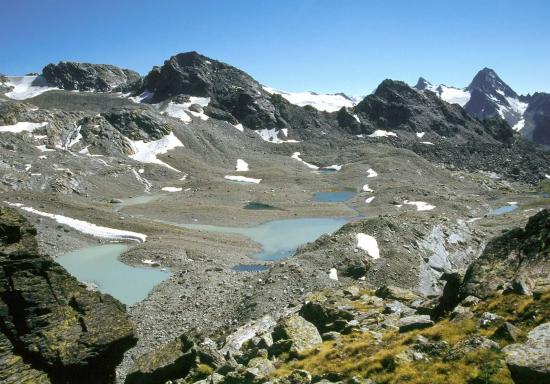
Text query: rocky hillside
121 211 549 384
0 207 136 383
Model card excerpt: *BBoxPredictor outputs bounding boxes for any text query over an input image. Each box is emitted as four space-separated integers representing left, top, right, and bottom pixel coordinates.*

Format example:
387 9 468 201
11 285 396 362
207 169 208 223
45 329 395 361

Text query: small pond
178 217 348 261
57 243 171 306
314 191 355 203
244 202 281 210
489 204 519 216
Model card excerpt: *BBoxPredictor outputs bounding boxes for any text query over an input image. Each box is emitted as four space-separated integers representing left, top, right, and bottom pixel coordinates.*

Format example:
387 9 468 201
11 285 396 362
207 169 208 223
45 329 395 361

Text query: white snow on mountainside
263 86 359 112
418 80 471 107
4 76 59 100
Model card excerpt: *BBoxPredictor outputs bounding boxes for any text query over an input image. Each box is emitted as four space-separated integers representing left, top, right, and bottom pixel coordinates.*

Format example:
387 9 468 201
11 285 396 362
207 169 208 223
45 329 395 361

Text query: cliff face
0 206 137 383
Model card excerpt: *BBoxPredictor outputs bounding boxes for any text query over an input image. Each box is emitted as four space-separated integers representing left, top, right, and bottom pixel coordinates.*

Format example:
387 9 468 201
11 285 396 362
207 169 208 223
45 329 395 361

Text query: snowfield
255 128 300 144
366 168 378 178
404 200 436 211
236 159 249 172
291 152 319 170
5 202 147 242
368 130 397 138
0 121 48 133
4 76 59 100
263 86 356 112
224 175 262 184
356 233 380 259
162 187 183 192
362 184 374 192
127 132 184 172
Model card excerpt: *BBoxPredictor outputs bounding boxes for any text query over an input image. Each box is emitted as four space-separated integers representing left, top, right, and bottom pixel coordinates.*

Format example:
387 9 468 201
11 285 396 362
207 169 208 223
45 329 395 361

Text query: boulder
299 300 354 333
375 285 419 303
492 322 523 343
398 315 434 332
478 312 505 329
272 315 322 355
447 336 499 360
503 323 550 384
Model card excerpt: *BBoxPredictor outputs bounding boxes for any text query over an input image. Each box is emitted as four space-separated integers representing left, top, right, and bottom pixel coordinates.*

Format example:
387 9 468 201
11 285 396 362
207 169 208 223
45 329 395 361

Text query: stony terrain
0 51 549 383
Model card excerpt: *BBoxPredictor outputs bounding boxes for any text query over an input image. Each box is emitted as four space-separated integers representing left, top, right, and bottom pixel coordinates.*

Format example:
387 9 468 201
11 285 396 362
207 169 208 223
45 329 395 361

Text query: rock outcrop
460 209 550 300
42 62 141 92
0 206 136 383
503 323 550 384
140 51 338 138
355 79 514 143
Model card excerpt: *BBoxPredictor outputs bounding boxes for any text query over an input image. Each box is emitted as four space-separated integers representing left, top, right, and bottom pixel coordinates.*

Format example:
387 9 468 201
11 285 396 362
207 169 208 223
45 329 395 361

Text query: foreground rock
460 209 550 300
271 315 322 356
503 323 550 384
0 206 136 383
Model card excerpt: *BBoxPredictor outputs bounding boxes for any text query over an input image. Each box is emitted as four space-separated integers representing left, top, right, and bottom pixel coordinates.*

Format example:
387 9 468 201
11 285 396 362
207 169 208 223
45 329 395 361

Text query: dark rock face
463 68 524 127
0 206 136 383
102 108 172 141
355 79 513 143
524 92 550 146
42 62 141 92
460 209 550 300
141 51 337 138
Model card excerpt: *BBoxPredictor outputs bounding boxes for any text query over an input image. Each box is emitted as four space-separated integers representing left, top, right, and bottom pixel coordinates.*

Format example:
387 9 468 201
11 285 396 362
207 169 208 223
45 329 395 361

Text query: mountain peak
467 67 516 98
415 77 433 90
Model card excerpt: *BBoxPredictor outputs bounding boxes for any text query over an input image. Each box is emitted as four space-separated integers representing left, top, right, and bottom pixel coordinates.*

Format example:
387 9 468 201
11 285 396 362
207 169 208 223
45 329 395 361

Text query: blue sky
2 0 549 96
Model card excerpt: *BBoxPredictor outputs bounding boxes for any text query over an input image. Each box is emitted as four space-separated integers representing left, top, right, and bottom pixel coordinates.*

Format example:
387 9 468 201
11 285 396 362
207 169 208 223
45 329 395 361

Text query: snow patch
328 268 338 281
236 159 249 172
127 132 183 172
365 196 375 204
5 202 147 242
416 132 426 138
255 128 300 144
162 187 182 192
323 165 342 171
404 200 436 211
233 123 244 132
366 168 378 178
224 175 262 184
356 233 380 259
36 145 55 152
291 152 319 170
362 184 374 192
420 141 434 145
5 76 59 100
368 130 397 138
263 86 356 112
0 122 48 134
131 168 152 193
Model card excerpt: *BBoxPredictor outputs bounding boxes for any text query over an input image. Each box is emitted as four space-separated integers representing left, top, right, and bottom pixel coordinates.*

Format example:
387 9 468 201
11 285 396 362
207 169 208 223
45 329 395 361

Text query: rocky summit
0 46 549 384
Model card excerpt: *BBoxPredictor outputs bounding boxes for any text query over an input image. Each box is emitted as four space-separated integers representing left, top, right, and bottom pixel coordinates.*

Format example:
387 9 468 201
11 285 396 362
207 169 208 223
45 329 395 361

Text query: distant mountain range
415 68 550 146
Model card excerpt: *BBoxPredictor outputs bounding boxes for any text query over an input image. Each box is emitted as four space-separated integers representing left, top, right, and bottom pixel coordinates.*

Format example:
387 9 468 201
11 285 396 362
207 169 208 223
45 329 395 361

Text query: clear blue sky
2 0 549 96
